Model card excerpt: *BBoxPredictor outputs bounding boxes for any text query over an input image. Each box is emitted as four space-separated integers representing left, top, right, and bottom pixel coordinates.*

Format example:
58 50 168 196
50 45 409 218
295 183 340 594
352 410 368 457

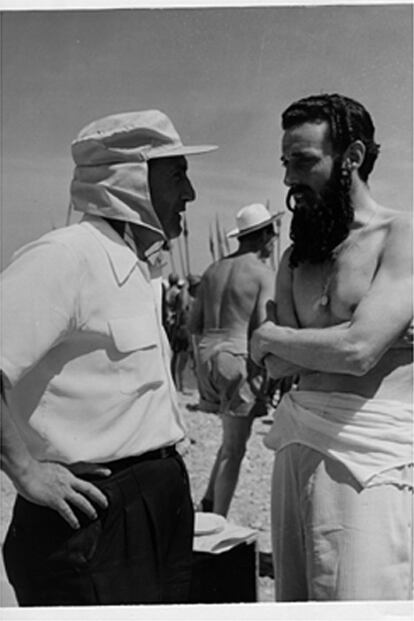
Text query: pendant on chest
312 292 330 312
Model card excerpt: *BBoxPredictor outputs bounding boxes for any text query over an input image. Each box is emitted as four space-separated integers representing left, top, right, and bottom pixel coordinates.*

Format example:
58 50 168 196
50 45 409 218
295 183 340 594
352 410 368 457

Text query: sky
1 1 413 277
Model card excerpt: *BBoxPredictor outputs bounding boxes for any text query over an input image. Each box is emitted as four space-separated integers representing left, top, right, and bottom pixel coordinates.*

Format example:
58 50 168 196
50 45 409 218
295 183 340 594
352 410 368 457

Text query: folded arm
263 352 309 379
251 217 413 376
252 255 309 379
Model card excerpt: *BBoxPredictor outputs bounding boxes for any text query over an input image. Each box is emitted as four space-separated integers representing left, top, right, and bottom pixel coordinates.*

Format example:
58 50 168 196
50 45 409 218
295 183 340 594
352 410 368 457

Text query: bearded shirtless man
251 94 413 601
189 203 277 516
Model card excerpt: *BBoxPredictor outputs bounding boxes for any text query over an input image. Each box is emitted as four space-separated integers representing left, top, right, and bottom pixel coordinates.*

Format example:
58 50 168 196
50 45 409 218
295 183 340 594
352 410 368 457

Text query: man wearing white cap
0 110 216 605
188 203 280 517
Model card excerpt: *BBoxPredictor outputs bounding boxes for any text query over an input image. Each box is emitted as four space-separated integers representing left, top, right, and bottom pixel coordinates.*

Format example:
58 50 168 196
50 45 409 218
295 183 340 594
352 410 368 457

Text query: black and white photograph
0 1 412 619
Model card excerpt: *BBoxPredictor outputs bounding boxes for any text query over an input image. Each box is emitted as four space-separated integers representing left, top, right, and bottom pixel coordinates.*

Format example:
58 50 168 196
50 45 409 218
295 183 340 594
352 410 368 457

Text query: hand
265 299 277 323
250 320 278 367
16 459 111 530
250 299 278 366
263 353 304 379
401 319 414 346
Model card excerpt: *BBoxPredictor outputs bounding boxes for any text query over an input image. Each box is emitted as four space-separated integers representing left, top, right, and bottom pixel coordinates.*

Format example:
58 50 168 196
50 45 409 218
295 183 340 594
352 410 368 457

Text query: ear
342 140 366 171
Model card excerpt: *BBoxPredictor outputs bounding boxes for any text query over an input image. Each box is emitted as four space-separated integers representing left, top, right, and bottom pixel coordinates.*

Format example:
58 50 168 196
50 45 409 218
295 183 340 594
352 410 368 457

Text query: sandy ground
179 388 276 602
0 372 276 607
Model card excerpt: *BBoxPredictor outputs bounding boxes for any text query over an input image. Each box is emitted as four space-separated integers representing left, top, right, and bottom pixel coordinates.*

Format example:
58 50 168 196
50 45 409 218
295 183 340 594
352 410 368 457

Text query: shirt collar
80 215 140 285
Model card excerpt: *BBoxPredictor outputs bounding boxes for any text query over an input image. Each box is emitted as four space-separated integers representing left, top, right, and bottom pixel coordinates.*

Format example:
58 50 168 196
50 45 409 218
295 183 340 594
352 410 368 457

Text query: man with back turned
189 203 278 516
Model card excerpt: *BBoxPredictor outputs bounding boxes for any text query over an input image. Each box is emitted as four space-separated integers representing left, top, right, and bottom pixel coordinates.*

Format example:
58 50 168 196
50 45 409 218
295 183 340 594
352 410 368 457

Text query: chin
168 226 182 240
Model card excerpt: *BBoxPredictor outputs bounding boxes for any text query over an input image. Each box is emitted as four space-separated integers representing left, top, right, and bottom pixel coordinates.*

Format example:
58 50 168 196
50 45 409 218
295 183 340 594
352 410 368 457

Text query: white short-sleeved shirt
0 216 185 463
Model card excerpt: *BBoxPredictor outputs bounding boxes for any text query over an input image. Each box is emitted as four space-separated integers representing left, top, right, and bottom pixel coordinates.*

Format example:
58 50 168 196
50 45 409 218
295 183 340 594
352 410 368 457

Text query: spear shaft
167 242 177 276
275 217 282 266
65 202 72 227
209 223 216 262
183 214 191 277
215 213 225 259
177 236 186 278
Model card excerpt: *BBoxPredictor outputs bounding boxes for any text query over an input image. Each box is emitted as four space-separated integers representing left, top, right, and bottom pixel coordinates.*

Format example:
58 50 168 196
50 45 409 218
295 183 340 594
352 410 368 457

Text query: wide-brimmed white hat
227 203 284 238
72 109 217 165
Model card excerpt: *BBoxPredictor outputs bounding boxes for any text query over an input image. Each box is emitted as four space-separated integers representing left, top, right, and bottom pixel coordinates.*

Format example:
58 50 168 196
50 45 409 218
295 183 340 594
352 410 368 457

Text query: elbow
343 341 378 376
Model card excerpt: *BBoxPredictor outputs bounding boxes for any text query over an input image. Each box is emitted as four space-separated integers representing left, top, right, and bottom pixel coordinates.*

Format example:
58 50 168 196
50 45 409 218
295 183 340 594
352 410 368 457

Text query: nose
182 176 196 202
283 163 295 188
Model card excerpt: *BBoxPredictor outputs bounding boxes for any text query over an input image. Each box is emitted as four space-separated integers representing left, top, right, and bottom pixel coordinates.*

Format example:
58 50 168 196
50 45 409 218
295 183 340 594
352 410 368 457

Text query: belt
101 445 177 475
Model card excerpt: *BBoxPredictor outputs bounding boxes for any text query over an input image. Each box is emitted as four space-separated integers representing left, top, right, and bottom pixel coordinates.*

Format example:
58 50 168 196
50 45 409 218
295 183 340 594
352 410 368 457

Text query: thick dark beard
287 162 354 268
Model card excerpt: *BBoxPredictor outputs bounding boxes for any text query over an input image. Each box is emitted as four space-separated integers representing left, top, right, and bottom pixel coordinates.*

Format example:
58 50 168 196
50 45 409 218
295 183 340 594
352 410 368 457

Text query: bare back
278 205 413 401
191 252 275 340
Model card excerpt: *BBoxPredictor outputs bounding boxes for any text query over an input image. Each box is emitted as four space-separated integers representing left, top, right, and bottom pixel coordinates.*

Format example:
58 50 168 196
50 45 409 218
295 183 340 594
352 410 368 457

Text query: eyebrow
166 161 188 177
281 151 318 162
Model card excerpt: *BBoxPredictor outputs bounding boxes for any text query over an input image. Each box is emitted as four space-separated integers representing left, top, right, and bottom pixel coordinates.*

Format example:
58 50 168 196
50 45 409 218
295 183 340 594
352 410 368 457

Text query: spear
266 200 285 269
275 215 282 266
215 213 225 259
273 211 286 268
182 213 191 277
176 235 186 278
166 240 177 276
209 223 216 262
65 201 72 227
265 199 276 270
223 224 231 254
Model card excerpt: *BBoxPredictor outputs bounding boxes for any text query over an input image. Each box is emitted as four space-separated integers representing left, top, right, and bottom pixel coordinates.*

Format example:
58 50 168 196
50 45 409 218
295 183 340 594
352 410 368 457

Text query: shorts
197 349 268 418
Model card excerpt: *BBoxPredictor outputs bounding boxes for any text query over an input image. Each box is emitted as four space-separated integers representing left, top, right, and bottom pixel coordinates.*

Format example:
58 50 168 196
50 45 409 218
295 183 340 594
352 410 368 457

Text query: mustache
285 185 317 212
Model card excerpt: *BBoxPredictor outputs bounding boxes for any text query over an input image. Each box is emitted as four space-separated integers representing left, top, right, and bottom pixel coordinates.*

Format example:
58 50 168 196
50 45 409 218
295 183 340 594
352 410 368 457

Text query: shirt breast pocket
108 317 162 394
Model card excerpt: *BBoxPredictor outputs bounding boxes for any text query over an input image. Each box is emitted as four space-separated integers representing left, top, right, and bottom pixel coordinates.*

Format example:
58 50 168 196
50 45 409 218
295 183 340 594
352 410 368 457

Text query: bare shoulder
279 246 293 268
258 263 276 292
391 209 412 238
378 207 412 261
201 259 226 282
247 257 276 288
276 247 294 283
377 205 412 232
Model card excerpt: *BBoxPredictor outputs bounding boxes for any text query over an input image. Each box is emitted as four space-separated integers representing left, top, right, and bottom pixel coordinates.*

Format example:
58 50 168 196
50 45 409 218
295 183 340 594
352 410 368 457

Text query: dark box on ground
189 541 258 603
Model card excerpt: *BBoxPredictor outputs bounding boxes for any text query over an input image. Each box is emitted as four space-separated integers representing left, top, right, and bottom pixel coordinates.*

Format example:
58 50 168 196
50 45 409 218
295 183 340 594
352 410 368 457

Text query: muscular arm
251 216 413 375
263 352 305 379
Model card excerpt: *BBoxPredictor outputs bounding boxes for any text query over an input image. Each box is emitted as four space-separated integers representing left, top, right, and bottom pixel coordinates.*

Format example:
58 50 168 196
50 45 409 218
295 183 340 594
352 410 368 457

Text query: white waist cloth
264 390 413 489
198 329 248 364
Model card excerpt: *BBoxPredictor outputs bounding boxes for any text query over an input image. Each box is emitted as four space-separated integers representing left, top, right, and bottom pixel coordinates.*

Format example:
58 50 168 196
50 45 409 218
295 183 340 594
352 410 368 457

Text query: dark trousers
3 450 194 606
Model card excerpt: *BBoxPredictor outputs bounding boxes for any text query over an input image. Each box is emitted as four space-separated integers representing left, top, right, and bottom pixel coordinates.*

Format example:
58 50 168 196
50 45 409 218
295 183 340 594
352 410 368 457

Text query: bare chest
292 242 381 327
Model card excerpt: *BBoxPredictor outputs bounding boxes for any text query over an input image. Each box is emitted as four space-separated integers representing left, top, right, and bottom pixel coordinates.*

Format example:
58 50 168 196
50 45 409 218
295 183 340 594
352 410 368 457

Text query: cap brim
227 211 285 238
149 144 218 159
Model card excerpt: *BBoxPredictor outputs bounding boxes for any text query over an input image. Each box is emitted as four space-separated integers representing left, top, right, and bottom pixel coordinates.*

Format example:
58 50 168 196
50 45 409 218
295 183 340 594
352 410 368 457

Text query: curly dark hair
282 93 380 181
